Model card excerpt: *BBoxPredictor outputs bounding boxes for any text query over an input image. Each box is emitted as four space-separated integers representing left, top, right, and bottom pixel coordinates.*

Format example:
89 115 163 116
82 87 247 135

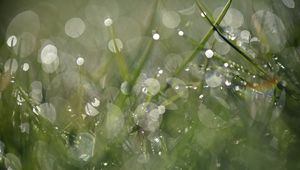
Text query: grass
1 0 300 169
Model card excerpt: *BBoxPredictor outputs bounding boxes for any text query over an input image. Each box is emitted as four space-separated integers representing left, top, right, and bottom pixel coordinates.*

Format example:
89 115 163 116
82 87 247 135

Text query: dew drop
38 103 57 123
6 35 17 47
68 132 95 162
205 49 214 58
282 0 295 8
65 18 86 38
178 30 184 36
225 80 232 86
199 94 204 99
104 17 113 27
91 98 100 107
205 71 223 88
152 33 160 40
120 81 130 95
108 38 123 53
162 11 181 29
85 103 99 116
143 78 160 96
76 57 85 66
4 59 18 74
22 63 30 72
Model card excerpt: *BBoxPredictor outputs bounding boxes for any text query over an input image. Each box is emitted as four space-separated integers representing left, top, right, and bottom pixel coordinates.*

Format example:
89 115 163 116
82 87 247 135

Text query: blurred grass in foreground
0 0 300 169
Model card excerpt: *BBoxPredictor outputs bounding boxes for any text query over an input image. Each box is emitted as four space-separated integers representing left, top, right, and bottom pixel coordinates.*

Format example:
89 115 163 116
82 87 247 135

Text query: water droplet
205 71 223 88
134 102 161 132
85 103 99 116
162 11 181 29
65 18 86 38
214 8 244 28
19 122 30 134
167 78 188 98
76 57 85 66
120 81 130 95
104 17 113 27
240 30 251 42
252 10 286 53
21 63 30 71
224 63 229 67
199 94 204 99
201 12 206 17
4 59 18 74
178 30 184 36
42 57 59 73
41 52 58 65
6 35 17 47
68 132 95 162
103 162 108 166
214 42 230 55
38 103 57 123
108 38 123 53
158 69 164 74
40 44 59 72
157 105 165 114
282 0 295 8
225 80 232 86
91 98 100 107
143 78 160 96
152 33 160 40
205 49 214 58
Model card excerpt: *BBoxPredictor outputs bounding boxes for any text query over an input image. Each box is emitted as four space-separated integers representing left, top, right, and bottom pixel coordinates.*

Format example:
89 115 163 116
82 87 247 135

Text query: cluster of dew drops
1 0 296 167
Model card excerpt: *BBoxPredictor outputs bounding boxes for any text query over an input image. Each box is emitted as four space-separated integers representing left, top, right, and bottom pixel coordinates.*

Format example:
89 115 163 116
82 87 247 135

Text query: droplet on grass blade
104 17 113 27
178 30 184 36
120 81 130 95
4 59 18 74
38 103 57 124
85 103 99 116
205 71 223 88
108 38 123 53
152 33 160 40
68 132 95 162
205 49 214 58
21 63 30 72
6 35 17 47
142 78 161 96
76 57 85 66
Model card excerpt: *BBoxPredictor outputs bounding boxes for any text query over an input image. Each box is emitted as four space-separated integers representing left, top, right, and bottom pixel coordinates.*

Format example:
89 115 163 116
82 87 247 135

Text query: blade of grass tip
130 40 154 85
196 0 270 79
115 0 160 108
174 0 232 76
129 0 160 86
108 25 129 81
195 0 215 22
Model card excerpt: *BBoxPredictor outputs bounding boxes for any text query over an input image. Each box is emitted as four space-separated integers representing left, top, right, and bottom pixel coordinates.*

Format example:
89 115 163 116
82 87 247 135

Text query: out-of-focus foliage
0 0 300 169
